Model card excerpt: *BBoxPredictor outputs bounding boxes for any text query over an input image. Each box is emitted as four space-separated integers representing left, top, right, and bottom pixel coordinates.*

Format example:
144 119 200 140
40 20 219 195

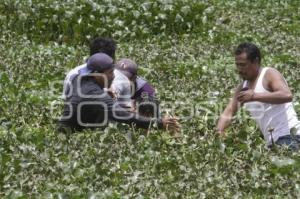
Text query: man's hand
104 88 117 99
216 129 226 137
237 89 255 104
162 116 181 136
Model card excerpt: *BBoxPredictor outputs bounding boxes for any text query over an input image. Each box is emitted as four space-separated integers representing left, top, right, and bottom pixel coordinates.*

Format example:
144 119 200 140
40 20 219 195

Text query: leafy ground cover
1 0 300 198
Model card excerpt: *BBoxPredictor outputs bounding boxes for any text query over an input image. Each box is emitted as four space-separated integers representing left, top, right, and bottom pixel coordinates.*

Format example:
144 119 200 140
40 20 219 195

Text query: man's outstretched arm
216 86 241 136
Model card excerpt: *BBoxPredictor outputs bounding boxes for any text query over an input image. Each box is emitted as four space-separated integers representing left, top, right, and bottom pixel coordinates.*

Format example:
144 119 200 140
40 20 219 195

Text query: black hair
89 37 117 60
234 42 261 64
136 96 160 118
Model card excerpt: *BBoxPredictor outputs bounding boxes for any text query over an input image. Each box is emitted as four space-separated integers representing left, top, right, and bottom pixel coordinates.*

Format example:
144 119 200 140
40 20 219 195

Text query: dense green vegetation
1 0 300 198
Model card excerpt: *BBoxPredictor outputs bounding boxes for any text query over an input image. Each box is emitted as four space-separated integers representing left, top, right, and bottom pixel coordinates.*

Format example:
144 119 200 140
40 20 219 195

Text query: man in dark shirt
63 37 117 97
59 53 180 133
133 77 159 117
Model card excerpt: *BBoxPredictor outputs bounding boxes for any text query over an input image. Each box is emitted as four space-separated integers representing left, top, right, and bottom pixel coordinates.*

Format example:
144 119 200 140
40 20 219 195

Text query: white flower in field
202 15 207 24
270 156 296 167
204 6 215 14
115 20 124 27
181 6 191 15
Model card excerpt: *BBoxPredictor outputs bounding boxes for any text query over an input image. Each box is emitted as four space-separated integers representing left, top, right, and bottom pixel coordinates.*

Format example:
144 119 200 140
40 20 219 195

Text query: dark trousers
275 135 300 151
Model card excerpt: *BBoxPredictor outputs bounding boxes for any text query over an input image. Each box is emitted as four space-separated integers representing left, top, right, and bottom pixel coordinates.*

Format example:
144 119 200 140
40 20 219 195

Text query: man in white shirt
110 58 136 109
110 59 158 117
217 42 300 150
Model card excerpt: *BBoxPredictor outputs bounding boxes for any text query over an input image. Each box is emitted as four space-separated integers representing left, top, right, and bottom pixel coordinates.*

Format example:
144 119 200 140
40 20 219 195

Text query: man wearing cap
111 58 159 117
63 37 117 97
59 53 180 133
133 77 158 118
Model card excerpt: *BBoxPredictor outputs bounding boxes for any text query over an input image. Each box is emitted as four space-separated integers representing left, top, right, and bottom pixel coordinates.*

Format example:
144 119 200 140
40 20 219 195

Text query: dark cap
115 58 138 78
86 53 114 73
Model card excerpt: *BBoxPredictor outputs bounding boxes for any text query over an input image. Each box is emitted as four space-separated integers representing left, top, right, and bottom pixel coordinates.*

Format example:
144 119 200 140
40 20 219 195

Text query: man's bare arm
216 85 241 136
237 68 293 104
255 68 292 103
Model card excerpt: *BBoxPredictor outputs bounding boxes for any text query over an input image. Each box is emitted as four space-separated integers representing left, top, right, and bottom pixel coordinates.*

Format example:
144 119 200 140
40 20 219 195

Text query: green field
1 0 300 198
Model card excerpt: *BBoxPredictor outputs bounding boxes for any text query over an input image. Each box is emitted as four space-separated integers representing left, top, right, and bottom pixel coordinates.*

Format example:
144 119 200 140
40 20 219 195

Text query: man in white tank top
216 43 300 150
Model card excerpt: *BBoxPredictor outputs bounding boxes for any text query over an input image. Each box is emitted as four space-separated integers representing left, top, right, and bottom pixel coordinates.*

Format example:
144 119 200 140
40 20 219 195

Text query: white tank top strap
242 80 248 89
256 67 269 87
254 67 270 93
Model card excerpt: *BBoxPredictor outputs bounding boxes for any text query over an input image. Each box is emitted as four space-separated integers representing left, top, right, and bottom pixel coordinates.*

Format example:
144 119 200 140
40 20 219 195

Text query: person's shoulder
67 63 87 75
264 67 283 79
142 82 155 91
76 63 87 69
65 63 87 82
265 66 278 72
136 77 147 84
136 76 149 89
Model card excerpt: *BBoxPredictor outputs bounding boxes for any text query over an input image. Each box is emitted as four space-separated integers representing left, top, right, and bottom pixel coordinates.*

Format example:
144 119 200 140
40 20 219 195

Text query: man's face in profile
235 52 258 80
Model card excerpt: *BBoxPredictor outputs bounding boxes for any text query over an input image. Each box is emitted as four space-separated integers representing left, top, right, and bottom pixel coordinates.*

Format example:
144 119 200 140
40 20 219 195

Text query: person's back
133 77 159 117
110 58 138 110
111 69 132 108
60 53 116 131
60 75 109 131
63 63 87 97
133 77 155 99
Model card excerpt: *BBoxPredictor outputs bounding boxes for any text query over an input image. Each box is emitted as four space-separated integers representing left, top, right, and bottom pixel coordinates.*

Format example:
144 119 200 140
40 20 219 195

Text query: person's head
89 37 117 60
234 42 261 80
85 53 115 87
115 58 138 82
136 96 160 118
